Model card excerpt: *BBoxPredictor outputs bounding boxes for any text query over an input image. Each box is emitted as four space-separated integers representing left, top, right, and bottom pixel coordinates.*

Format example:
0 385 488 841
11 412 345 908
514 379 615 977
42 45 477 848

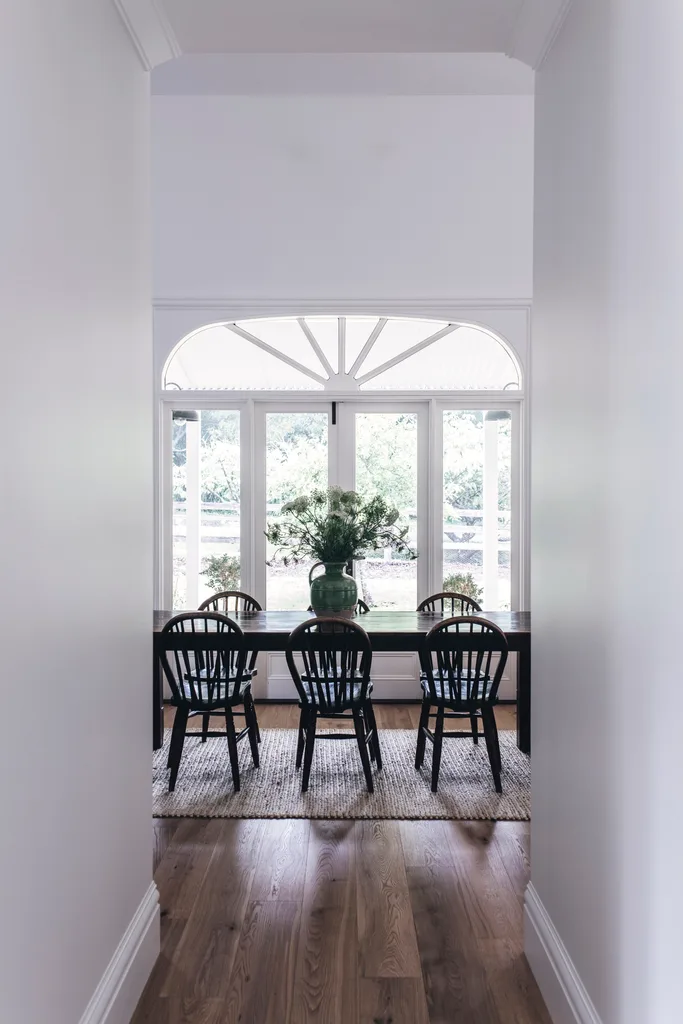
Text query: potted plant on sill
265 486 417 617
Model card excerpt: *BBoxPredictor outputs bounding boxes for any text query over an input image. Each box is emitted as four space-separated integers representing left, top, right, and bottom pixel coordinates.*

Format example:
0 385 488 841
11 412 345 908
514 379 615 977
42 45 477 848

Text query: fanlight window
163 316 520 391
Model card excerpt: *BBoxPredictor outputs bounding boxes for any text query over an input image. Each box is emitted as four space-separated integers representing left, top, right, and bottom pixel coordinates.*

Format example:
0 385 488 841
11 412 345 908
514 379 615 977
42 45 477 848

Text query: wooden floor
134 704 549 1024
166 701 518 733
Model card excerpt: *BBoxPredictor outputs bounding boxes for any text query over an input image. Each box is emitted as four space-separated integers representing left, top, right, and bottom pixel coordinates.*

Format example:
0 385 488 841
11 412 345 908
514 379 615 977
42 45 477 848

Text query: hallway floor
133 705 550 1023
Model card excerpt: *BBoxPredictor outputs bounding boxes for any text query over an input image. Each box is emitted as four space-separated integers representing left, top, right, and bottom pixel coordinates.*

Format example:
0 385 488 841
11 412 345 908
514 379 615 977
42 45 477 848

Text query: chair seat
298 677 373 711
179 670 254 707
420 672 495 704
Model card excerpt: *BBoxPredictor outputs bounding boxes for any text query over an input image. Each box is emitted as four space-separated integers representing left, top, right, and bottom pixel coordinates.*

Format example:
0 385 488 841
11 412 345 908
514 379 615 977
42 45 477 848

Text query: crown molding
506 0 574 70
153 296 533 312
113 0 181 71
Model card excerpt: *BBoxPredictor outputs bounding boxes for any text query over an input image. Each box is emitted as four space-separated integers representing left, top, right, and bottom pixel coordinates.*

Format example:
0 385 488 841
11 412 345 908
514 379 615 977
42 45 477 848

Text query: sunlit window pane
361 326 519 390
165 325 323 390
235 318 327 377
172 411 241 609
266 413 328 610
442 409 512 610
355 412 417 611
164 317 520 393
357 318 449 378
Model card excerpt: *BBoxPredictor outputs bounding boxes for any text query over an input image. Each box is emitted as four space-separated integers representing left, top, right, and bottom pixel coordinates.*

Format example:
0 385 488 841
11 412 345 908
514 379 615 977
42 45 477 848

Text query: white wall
0 4 155 1022
530 1 683 1021
152 94 534 301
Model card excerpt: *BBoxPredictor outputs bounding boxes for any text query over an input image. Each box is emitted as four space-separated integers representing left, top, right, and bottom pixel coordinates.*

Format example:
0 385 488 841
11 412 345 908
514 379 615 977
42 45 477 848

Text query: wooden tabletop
153 608 530 651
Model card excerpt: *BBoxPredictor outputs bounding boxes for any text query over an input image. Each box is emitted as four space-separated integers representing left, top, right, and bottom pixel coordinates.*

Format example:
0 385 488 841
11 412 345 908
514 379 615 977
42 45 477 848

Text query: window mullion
297 318 336 379
348 317 387 378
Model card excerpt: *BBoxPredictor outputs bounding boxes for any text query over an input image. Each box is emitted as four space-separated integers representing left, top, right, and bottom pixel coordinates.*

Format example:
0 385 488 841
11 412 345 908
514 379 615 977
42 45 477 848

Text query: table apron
154 635 528 654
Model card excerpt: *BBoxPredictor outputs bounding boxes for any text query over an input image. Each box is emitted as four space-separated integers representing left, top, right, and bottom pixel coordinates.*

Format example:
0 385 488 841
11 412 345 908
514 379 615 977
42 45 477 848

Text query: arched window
161 313 523 654
163 316 520 392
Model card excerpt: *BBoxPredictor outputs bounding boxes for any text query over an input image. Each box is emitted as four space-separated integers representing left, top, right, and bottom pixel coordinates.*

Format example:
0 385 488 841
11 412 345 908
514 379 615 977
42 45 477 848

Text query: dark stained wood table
153 609 531 755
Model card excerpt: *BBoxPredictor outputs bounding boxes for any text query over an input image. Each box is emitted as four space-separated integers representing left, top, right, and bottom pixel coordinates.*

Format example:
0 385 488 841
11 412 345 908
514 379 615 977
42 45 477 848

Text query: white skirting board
79 883 160 1024
524 884 603 1024
249 650 517 702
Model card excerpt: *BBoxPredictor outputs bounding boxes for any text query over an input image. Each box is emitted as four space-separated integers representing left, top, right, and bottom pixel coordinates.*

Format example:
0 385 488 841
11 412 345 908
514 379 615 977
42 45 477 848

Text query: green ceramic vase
309 562 358 617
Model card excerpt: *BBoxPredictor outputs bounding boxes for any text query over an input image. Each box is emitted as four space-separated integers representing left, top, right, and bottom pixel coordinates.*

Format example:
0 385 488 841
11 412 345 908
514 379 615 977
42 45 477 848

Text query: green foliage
201 413 240 504
174 409 512 520
265 486 417 566
443 411 511 521
201 554 240 593
266 413 328 506
355 413 417 512
442 571 483 603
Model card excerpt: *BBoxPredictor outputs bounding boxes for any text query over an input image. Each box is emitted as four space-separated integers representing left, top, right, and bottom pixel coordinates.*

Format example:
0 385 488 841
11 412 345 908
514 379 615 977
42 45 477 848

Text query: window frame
156 311 527 613
162 315 523 394
159 391 525 612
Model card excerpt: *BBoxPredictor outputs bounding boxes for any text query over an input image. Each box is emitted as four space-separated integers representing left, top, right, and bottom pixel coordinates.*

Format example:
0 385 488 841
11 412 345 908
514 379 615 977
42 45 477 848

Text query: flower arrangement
265 486 417 565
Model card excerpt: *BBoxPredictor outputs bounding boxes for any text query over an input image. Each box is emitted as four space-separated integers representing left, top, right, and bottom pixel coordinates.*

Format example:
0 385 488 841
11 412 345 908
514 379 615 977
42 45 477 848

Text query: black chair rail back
286 617 373 714
160 611 248 709
198 590 262 614
418 592 483 616
198 591 261 670
421 616 508 706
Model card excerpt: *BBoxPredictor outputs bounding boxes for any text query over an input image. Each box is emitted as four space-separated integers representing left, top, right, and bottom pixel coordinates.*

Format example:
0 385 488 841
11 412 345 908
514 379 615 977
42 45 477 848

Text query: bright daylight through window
164 316 521 613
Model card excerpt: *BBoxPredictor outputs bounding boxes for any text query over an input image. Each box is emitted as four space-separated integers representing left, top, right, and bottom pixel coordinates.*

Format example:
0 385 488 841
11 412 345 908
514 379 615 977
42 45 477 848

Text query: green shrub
442 571 483 603
201 554 240 593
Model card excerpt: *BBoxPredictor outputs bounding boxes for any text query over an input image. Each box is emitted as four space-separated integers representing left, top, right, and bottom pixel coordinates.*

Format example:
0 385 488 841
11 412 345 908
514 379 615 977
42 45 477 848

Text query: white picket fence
173 502 511 552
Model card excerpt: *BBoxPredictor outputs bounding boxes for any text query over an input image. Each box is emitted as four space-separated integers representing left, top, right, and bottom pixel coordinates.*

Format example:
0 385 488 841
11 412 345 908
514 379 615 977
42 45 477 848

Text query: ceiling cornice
506 0 574 70
115 0 573 75
113 0 180 71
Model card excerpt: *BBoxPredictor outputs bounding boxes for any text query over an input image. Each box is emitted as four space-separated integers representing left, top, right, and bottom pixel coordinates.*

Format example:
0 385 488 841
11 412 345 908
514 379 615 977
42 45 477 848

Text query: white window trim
162 315 523 394
157 389 525 612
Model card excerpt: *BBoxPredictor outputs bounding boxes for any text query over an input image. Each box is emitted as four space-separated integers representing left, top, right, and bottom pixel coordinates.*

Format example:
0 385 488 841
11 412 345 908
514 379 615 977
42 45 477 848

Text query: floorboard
134 703 548 1024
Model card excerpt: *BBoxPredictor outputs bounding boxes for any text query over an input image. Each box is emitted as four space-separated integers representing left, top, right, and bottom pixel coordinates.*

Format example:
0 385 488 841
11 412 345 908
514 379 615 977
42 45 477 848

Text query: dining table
152 608 531 755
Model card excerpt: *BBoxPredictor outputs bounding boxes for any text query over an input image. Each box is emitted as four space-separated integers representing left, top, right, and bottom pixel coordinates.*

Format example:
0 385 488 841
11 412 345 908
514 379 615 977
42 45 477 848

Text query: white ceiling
161 0 525 54
151 52 534 96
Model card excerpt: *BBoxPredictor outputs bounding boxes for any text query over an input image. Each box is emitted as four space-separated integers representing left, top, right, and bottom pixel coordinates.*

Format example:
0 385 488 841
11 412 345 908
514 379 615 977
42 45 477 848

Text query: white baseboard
79 883 160 1024
524 884 603 1024
263 675 421 701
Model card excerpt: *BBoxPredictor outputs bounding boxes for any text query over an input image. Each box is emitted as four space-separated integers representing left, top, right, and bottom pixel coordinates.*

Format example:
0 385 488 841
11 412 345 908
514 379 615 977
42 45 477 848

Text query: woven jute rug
153 729 529 821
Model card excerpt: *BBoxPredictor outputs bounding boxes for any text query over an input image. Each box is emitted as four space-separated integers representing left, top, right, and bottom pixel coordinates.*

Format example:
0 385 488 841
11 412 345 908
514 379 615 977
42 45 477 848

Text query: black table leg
517 643 531 754
153 641 164 751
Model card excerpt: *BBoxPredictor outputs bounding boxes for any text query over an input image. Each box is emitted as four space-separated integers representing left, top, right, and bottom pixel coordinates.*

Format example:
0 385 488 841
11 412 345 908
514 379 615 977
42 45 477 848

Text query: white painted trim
79 883 160 1024
113 0 181 72
524 883 603 1024
154 297 533 312
225 322 328 385
355 324 459 386
506 0 574 70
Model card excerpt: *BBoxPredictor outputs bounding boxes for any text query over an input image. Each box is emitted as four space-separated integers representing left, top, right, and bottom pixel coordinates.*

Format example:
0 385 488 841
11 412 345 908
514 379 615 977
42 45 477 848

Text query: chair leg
224 707 241 792
167 708 180 768
201 713 211 742
415 698 431 769
246 691 261 743
366 701 382 770
168 706 188 791
301 710 317 793
470 711 479 744
295 706 307 769
353 709 374 794
244 694 260 769
482 706 502 793
365 704 376 763
431 706 445 793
